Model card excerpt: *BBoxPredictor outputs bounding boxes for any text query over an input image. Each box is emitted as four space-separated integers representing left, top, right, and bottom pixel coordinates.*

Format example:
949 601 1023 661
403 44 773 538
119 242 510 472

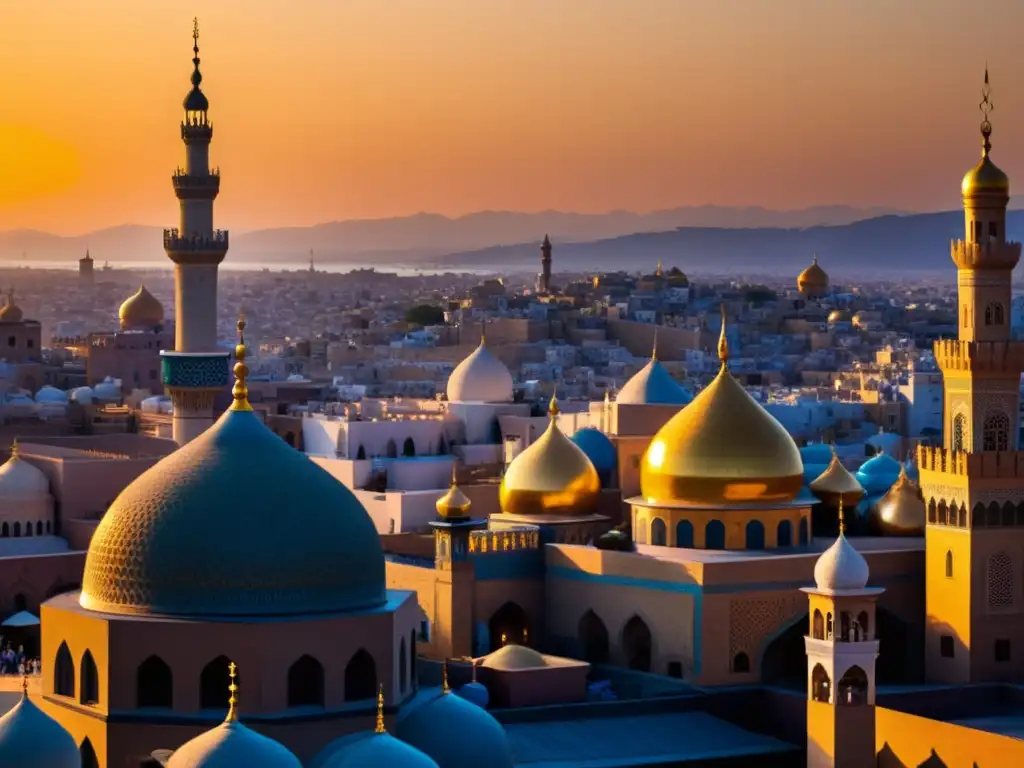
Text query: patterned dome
80 406 386 617
617 358 692 405
0 689 80 768
446 340 514 403
397 688 514 768
169 720 301 768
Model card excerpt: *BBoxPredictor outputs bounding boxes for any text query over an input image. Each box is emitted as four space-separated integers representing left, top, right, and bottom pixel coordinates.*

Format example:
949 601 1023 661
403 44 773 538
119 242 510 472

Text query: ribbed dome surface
80 408 386 617
814 533 869 592
119 285 165 330
168 721 301 768
446 342 514 403
0 693 81 768
617 359 692 405
397 690 514 768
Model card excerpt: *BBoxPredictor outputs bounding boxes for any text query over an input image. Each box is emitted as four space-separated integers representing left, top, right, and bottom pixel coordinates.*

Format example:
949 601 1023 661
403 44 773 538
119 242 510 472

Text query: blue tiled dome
571 428 617 475
0 692 80 768
80 408 386 617
397 690 513 768
168 720 301 768
855 452 902 495
316 732 440 768
617 359 692 405
800 444 833 466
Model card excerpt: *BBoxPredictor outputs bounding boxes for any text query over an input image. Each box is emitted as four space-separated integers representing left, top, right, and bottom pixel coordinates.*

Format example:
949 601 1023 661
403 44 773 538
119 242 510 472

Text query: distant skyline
3 0 1024 235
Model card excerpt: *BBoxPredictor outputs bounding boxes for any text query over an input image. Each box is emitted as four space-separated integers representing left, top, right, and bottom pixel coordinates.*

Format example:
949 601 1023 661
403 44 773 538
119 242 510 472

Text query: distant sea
0 260 519 277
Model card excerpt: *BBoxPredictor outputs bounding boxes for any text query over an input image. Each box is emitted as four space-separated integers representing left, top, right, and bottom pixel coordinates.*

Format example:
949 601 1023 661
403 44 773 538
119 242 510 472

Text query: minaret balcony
181 121 213 142
163 228 229 265
172 170 221 199
951 239 1021 271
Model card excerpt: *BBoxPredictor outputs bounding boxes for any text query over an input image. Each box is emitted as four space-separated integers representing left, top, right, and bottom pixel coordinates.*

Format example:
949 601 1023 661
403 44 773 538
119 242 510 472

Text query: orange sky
3 0 1024 234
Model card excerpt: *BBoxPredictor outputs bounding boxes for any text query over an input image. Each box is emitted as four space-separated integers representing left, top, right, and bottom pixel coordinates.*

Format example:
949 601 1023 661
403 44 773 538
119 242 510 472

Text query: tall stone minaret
919 69 1024 684
539 235 552 294
160 17 231 446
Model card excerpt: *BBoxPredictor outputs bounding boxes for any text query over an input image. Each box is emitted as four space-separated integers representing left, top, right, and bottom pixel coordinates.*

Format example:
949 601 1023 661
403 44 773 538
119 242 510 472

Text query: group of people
0 642 38 676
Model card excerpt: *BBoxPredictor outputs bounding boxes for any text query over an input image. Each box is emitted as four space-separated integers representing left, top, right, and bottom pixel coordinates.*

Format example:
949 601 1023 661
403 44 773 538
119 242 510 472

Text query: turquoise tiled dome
315 732 440 768
855 452 902 495
397 689 513 768
168 720 301 768
617 359 692 405
80 408 386 617
571 428 617 476
0 692 80 768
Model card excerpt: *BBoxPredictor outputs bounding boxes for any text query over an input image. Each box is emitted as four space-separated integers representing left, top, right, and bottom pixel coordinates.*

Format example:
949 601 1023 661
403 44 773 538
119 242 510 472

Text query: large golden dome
499 395 600 516
797 255 829 295
119 285 165 330
871 464 925 536
640 310 803 505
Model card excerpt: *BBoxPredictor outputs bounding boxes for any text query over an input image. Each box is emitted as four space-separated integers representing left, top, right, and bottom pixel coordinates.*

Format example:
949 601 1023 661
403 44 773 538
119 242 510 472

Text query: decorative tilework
161 353 229 389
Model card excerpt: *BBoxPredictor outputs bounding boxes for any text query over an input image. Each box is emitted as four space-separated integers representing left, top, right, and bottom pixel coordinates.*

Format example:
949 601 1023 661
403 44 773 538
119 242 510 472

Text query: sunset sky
3 0 1024 234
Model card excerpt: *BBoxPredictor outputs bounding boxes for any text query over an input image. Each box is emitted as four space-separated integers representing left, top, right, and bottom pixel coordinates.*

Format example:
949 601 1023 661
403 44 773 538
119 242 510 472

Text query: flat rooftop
950 712 1024 740
635 535 923 564
505 710 798 766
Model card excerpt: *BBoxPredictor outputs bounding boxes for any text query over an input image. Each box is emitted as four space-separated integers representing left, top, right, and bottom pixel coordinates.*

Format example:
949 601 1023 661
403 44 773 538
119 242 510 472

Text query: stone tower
160 18 230 446
539 234 552 294
918 69 1024 684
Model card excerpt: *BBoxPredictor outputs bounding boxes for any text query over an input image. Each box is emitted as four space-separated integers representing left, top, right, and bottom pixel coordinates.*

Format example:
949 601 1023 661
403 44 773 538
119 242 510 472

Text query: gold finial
717 304 729 366
837 496 846 536
980 67 993 157
9 438 18 459
451 462 458 487
480 319 486 345
442 659 451 694
231 314 252 411
375 684 386 733
548 390 560 418
21 668 27 698
226 661 239 722
651 326 659 361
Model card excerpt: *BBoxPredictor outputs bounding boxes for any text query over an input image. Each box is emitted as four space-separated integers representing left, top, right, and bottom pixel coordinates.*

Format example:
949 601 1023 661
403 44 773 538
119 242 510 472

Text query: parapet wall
875 705 1024 766
918 445 1024 479
932 338 1024 374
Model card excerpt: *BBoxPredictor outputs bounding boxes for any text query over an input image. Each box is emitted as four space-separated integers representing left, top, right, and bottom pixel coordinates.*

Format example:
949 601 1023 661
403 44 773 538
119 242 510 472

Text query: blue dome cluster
856 452 903 495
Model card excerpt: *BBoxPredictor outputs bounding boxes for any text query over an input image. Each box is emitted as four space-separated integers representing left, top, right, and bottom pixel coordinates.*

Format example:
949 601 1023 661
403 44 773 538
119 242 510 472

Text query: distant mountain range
0 205 905 266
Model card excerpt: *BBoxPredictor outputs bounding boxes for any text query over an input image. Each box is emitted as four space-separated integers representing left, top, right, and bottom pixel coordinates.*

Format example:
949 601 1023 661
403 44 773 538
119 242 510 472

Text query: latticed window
951 414 966 453
983 411 1010 452
987 552 1013 609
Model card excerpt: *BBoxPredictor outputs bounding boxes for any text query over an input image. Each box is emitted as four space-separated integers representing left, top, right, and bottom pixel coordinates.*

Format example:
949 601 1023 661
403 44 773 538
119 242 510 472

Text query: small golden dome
797 255 829 295
436 468 472 519
872 465 925 536
962 154 1010 197
0 288 23 323
499 395 600 516
809 449 865 507
640 308 803 506
827 309 851 323
119 285 164 330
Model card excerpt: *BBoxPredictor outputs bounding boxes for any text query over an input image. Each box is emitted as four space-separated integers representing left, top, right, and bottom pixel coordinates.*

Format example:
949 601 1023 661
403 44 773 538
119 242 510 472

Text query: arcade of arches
633 506 811 550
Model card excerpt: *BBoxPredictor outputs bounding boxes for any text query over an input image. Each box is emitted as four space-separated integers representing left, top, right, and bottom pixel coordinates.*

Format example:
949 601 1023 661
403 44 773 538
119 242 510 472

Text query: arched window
985 304 994 325
80 739 99 768
344 648 377 701
0 522 7 537
45 521 51 534
745 520 765 550
35 521 42 535
983 411 1010 452
200 656 236 710
24 521 31 537
650 518 667 546
952 413 966 453
811 663 831 703
399 637 408 693
995 304 1006 324
837 665 868 706
635 516 647 545
826 612 834 639
356 444 366 460
812 610 824 640
857 611 870 640
798 517 809 545
386 439 398 458
732 652 750 673
705 520 726 550
622 615 652 672
12 522 20 537
403 437 416 457
675 520 694 548
777 520 793 547
79 650 99 705
137 655 173 708
54 642 74 697
839 612 851 641
987 552 1013 609
578 609 610 664
287 655 325 707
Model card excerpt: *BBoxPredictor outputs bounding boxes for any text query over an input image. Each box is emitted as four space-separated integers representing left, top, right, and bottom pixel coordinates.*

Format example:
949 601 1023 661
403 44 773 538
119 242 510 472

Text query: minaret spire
717 304 729 368
980 66 993 158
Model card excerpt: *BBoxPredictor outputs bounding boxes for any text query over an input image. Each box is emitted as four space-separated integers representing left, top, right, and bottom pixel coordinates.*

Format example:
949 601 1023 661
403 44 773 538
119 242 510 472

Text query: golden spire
9 438 18 459
226 661 239 723
980 66 993 157
548 390 560 418
480 318 486 345
21 668 27 698
231 314 252 412
838 496 846 536
651 326 659 361
717 304 729 366
442 659 451 694
375 684 386 734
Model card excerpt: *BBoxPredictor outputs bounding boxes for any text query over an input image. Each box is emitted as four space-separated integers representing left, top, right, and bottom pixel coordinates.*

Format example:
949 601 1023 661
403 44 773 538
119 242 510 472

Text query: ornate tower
803 503 883 768
539 235 552 294
918 70 1024 684
160 18 231 446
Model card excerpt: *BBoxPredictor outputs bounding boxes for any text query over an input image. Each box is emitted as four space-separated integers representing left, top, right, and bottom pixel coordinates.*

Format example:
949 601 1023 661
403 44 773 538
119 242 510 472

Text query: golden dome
640 308 803 506
797 255 829 295
499 395 600 516
809 448 865 507
436 468 472 519
872 465 925 536
119 285 165 330
0 289 23 323
962 70 1010 198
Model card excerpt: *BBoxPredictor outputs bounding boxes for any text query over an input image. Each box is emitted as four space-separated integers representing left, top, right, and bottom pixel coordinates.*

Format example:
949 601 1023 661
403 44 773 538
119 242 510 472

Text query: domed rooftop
481 644 547 671
436 470 472 520
963 154 1009 196
80 319 386 617
813 505 870 592
397 681 514 768
800 443 834 466
446 336 514 403
499 396 600 516
617 342 692 405
809 449 865 507
34 385 68 404
0 443 50 496
640 310 803 506
456 681 490 708
183 20 211 113
827 309 851 323
872 465 925 536
0 683 81 768
0 289 23 324
797 255 829 295
571 427 617 475
119 285 164 330
856 451 903 495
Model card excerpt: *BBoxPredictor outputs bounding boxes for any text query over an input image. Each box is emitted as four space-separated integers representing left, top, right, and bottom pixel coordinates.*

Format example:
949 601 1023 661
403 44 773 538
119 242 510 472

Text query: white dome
94 378 121 399
140 396 171 414
70 387 94 404
34 386 68 404
813 533 870 592
168 721 301 768
446 341 514 403
0 450 50 496
0 691 80 768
